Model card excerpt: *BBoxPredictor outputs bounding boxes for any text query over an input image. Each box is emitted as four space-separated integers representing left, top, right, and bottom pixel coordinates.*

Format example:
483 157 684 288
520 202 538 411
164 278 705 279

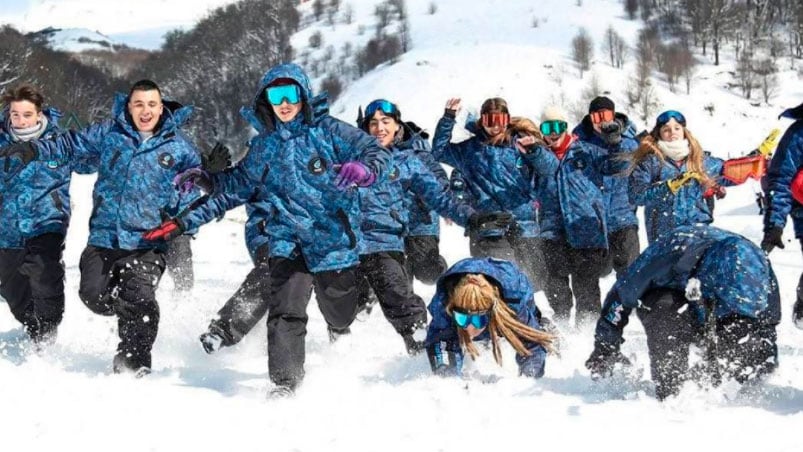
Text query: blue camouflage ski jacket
32 93 203 250
405 138 448 237
359 135 475 255
764 102 803 237
522 136 625 249
182 63 391 272
424 257 548 378
573 113 640 233
593 225 781 350
245 200 272 263
432 114 539 238
0 107 73 248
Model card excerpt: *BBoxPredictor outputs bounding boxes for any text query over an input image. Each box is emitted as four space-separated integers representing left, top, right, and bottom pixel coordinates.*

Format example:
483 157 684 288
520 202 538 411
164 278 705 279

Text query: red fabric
792 170 803 205
551 133 575 160
143 220 179 241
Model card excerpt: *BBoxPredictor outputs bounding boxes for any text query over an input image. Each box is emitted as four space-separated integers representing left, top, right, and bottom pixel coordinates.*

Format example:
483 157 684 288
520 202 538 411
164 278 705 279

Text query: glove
600 120 623 146
666 171 702 194
334 161 375 190
702 184 726 199
468 211 513 233
201 142 231 174
758 128 781 157
142 218 185 241
585 343 631 379
761 226 785 253
0 141 37 166
173 167 213 194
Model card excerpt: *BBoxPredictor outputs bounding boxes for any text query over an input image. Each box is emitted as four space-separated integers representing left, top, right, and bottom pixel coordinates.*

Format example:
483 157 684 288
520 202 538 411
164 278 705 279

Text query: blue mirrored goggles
452 308 489 330
266 84 302 106
364 99 399 118
540 120 568 136
656 110 686 128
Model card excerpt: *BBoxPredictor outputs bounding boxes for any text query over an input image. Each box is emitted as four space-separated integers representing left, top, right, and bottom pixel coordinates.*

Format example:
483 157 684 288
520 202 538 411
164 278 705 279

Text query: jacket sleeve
33 120 113 165
323 116 391 181
706 155 740 187
765 123 803 229
180 192 248 231
415 147 449 187
629 157 671 206
409 158 475 226
521 145 560 178
594 291 632 352
431 114 468 168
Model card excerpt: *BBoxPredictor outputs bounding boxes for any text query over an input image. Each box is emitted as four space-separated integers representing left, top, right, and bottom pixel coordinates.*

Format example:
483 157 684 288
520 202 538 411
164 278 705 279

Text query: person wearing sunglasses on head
573 96 641 278
142 63 391 397
762 99 803 329
0 80 206 376
516 106 627 327
431 97 545 290
628 109 778 245
425 257 556 378
586 224 779 400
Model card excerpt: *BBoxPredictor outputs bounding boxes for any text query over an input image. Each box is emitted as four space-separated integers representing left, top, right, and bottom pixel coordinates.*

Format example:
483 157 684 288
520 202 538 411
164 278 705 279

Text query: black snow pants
404 235 447 285
468 229 547 291
608 225 640 277
541 238 607 326
163 234 194 291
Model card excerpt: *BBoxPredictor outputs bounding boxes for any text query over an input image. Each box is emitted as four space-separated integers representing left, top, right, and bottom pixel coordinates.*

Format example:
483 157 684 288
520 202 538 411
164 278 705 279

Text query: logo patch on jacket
158 152 175 169
515 156 524 169
389 166 400 181
308 156 327 175
46 160 59 169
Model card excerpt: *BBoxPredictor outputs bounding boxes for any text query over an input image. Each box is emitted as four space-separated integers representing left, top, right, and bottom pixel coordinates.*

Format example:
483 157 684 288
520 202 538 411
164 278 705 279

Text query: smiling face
659 118 685 142
367 110 400 147
8 100 42 129
128 89 164 133
271 99 303 123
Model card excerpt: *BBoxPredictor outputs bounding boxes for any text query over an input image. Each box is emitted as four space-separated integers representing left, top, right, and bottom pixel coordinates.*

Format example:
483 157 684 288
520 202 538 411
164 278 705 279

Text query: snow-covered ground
2 0 803 450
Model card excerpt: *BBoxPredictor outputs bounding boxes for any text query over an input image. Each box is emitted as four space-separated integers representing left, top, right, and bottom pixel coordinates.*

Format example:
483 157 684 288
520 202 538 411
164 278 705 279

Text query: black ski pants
163 234 194 291
404 235 447 285
266 255 359 389
608 225 641 277
358 251 427 335
468 231 547 291
541 238 607 325
79 245 165 367
0 233 65 337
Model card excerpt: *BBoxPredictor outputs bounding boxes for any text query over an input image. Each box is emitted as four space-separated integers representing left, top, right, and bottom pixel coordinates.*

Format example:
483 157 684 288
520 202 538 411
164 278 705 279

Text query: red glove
143 219 184 241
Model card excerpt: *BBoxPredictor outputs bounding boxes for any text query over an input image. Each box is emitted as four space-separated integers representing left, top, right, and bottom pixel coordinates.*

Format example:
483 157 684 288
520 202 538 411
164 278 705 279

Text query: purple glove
173 167 212 194
334 161 375 190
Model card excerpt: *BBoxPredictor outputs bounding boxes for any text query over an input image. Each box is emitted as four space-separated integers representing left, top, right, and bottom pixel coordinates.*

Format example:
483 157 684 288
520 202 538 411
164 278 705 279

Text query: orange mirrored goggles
590 109 615 125
721 154 767 184
480 112 510 128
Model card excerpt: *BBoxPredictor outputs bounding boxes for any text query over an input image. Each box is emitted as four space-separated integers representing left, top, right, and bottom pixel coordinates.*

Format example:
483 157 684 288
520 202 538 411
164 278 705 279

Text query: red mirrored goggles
590 109 615 125
480 112 510 128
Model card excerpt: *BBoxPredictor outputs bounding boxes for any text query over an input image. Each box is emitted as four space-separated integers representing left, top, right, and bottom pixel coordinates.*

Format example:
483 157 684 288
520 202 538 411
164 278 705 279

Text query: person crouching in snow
425 257 556 379
586 225 780 400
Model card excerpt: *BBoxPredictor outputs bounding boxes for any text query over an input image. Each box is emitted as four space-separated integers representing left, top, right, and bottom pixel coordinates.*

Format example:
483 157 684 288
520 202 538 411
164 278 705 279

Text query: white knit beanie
541 105 568 123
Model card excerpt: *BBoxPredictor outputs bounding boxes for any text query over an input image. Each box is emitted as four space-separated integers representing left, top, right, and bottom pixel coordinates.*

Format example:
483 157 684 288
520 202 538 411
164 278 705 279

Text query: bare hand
445 98 461 112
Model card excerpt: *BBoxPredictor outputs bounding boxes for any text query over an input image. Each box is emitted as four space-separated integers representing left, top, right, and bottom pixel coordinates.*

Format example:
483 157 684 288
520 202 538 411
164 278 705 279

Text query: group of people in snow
0 61 800 400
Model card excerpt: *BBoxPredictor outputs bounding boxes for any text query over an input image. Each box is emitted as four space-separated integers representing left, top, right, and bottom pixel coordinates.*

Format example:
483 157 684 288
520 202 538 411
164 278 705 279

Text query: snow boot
327 325 351 343
113 352 151 378
794 298 803 330
199 331 224 354
268 384 295 399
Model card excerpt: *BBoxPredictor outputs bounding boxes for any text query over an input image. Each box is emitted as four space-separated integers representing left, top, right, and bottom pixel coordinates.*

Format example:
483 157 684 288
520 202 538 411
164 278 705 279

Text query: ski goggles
365 99 399 118
655 110 686 128
451 308 489 330
480 112 510 128
266 84 302 106
589 109 615 125
540 120 568 136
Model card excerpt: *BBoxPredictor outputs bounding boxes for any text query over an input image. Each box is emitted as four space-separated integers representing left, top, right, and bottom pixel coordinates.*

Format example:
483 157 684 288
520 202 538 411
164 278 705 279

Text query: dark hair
480 97 509 115
2 84 45 112
128 79 162 98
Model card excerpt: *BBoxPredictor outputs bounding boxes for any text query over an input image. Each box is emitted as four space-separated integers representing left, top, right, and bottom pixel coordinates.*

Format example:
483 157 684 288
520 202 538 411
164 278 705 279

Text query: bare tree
313 0 325 21
602 25 628 68
754 57 779 103
571 28 594 77
624 0 639 20
734 49 756 99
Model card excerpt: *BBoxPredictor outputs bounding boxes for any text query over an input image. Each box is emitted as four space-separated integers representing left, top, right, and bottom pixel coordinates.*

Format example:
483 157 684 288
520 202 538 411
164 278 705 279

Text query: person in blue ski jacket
353 98 480 354
1 80 204 374
762 100 803 328
517 105 626 326
586 225 780 400
424 257 555 378
628 109 770 244
0 84 83 345
573 96 640 277
144 63 391 397
432 97 544 289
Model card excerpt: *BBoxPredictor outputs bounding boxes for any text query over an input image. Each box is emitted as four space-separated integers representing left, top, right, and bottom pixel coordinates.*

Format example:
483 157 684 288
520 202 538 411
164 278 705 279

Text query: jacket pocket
336 208 357 249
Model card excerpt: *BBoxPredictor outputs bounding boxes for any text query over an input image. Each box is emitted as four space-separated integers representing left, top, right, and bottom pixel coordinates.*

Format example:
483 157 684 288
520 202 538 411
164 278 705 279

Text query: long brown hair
446 274 554 366
628 123 710 183
479 97 510 146
508 116 545 146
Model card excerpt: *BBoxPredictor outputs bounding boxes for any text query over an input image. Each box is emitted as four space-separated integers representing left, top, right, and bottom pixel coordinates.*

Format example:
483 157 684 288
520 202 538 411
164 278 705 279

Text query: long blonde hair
446 274 555 366
508 116 545 147
628 124 710 183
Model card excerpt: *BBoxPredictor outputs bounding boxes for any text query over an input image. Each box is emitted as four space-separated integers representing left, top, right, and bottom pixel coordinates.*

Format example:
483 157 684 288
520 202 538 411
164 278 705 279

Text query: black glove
444 108 457 119
0 141 37 166
761 226 785 253
468 211 513 233
585 342 630 379
600 120 623 146
201 142 231 174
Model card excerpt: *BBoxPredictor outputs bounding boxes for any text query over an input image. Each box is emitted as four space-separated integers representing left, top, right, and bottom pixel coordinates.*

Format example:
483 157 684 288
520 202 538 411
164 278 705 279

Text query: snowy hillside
26 27 119 53
2 1 803 451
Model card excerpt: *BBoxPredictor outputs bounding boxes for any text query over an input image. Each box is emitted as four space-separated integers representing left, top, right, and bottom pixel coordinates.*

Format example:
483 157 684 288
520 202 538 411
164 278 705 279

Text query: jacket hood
434 257 532 306
245 63 326 133
780 101 803 121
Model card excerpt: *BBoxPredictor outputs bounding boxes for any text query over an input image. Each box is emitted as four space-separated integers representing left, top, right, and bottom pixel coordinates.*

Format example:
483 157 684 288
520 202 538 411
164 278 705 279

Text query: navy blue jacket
432 114 539 238
406 137 448 237
32 94 203 250
425 257 548 378
764 102 803 237
573 113 639 233
182 63 391 272
594 225 781 350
